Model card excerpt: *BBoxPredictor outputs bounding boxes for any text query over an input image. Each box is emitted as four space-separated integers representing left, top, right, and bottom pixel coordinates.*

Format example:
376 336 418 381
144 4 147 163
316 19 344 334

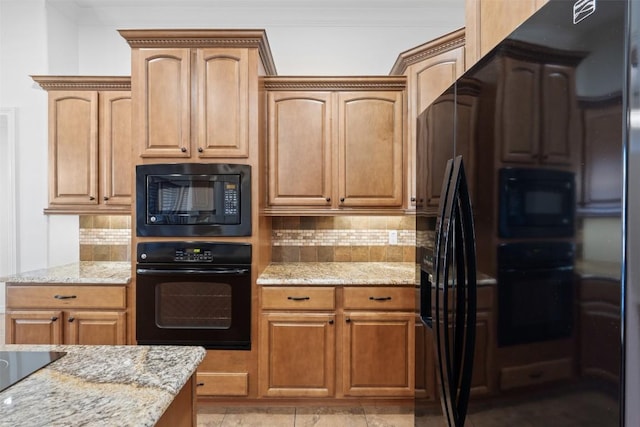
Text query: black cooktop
0 351 66 393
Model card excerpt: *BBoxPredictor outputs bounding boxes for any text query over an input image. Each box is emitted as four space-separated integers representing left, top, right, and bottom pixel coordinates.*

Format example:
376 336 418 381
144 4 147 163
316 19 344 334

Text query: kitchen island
0 344 205 427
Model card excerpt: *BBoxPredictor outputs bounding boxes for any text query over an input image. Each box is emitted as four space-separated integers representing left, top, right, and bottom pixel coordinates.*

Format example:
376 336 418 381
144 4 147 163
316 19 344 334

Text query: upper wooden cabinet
119 29 277 160
465 0 549 69
263 77 406 214
390 28 465 209
32 76 132 214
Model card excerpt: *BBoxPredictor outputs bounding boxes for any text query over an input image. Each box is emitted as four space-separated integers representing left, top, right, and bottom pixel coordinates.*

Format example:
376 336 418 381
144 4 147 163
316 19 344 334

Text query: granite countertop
0 344 205 427
1 261 132 285
257 262 416 286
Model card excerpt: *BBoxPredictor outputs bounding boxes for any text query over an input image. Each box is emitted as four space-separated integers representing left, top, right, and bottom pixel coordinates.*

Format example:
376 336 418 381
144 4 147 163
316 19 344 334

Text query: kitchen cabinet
497 54 580 167
390 29 465 209
465 0 548 69
119 29 277 160
5 284 127 345
579 97 623 214
259 286 336 397
258 285 414 399
31 76 132 214
578 277 621 384
263 77 406 214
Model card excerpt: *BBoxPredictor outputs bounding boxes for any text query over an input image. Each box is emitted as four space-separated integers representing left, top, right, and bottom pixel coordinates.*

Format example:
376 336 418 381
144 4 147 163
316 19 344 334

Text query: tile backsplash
80 216 131 261
271 216 416 262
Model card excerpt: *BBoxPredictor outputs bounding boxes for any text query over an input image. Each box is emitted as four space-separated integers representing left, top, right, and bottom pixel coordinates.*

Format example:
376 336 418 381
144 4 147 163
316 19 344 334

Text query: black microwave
498 168 575 238
136 163 251 237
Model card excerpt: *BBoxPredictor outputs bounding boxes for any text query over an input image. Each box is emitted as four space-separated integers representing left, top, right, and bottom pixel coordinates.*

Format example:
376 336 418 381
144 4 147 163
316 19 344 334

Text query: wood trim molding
118 29 277 75
263 76 407 91
31 76 131 91
389 28 465 75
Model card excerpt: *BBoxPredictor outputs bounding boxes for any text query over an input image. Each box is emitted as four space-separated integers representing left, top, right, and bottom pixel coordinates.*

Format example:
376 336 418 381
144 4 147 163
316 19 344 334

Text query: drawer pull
54 295 77 300
369 296 392 301
529 371 544 379
287 296 310 301
196 382 205 387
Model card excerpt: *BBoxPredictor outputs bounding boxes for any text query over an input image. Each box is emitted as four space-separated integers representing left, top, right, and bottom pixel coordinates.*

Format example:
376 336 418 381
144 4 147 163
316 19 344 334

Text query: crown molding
262 76 406 91
31 75 131 90
389 27 465 75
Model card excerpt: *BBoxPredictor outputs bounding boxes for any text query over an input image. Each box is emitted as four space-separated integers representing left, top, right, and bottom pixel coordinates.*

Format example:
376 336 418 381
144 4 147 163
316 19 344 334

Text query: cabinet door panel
343 311 414 396
268 92 333 206
338 91 404 207
259 313 335 397
541 64 577 165
7 310 64 345
65 311 127 345
100 91 132 206
197 48 249 158
49 91 98 205
135 48 191 157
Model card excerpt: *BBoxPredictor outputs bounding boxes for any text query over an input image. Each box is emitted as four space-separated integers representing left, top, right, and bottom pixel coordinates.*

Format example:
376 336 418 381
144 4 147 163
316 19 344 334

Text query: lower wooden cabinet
5 284 127 345
258 285 414 399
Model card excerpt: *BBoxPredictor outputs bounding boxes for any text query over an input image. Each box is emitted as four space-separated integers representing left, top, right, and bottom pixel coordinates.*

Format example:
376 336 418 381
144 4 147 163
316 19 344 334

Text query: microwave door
434 155 477 427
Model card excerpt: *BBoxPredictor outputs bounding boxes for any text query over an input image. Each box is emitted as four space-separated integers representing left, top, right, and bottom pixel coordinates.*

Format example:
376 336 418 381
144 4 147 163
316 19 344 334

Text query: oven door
136 265 251 350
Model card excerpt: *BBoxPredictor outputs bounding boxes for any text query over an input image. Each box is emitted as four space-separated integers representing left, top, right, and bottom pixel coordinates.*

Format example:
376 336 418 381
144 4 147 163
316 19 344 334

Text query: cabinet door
259 312 336 397
267 92 334 207
6 310 64 344
342 311 414 397
425 94 455 209
414 318 436 400
499 57 541 164
338 91 404 207
196 48 250 158
48 91 98 206
65 311 127 345
540 64 578 165
100 91 132 206
134 48 191 158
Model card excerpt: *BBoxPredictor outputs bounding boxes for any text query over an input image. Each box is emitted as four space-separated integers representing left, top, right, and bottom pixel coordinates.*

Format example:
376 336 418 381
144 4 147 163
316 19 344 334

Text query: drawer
7 285 126 310
343 287 414 310
500 358 573 390
196 372 248 397
261 287 335 310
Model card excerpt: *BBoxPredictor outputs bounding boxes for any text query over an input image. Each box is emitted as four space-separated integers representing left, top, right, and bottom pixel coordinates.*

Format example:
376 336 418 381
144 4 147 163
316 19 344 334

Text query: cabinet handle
369 296 392 301
411 197 416 202
346 318 351 323
103 196 109 201
328 320 334 325
54 295 77 300
340 198 345 203
68 317 75 323
196 382 205 387
287 296 310 301
198 147 204 153
89 196 95 201
181 147 187 153
325 197 331 202
51 316 58 322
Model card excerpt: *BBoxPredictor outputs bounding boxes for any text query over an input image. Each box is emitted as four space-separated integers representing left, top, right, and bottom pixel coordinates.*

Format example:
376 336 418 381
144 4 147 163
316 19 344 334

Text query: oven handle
136 268 250 276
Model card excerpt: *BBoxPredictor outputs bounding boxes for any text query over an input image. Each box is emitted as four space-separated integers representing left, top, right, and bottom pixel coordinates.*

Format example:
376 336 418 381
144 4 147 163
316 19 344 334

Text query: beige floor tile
220 407 295 427
294 406 368 427
197 405 226 427
363 405 414 427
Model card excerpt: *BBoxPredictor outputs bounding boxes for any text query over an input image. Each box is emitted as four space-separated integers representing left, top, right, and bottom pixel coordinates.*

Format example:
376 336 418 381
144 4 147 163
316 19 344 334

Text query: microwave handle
136 268 250 276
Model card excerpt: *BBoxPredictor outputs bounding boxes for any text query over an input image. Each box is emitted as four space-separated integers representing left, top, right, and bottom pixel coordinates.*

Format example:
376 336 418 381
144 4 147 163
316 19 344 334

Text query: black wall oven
136 163 251 237
136 241 251 350
497 241 575 347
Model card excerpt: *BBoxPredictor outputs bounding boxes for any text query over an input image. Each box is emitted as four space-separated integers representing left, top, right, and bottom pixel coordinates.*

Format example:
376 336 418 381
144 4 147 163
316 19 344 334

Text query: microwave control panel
224 183 239 216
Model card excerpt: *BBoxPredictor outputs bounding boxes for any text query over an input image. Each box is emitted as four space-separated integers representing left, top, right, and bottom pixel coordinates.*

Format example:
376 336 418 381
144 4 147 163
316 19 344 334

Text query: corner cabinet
390 28 465 209
263 77 406 214
119 29 277 160
32 76 132 214
5 283 127 345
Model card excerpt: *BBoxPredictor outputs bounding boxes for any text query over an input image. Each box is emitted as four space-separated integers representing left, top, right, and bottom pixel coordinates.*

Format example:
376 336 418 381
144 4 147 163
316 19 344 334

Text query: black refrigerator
415 0 640 425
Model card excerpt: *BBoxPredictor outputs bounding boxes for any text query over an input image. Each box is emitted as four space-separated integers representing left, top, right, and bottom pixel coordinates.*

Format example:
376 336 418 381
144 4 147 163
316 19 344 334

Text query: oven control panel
174 248 213 262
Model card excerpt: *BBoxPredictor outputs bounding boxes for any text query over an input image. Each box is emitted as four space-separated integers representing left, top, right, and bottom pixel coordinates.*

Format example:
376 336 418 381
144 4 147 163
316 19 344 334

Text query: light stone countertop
257 262 417 286
0 344 205 427
1 261 132 285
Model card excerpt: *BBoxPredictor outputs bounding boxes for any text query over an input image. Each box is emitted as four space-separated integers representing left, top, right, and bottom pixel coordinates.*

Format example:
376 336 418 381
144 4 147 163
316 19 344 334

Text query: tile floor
196 404 415 427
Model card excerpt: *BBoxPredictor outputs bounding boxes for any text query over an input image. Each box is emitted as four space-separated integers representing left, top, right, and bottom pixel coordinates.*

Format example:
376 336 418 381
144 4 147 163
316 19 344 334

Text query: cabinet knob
68 317 75 323
198 147 204 153
51 316 58 322
103 196 109 201
340 198 345 203
181 147 187 153
411 197 416 202
328 320 334 325
89 196 95 201
346 318 351 323
325 197 331 202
